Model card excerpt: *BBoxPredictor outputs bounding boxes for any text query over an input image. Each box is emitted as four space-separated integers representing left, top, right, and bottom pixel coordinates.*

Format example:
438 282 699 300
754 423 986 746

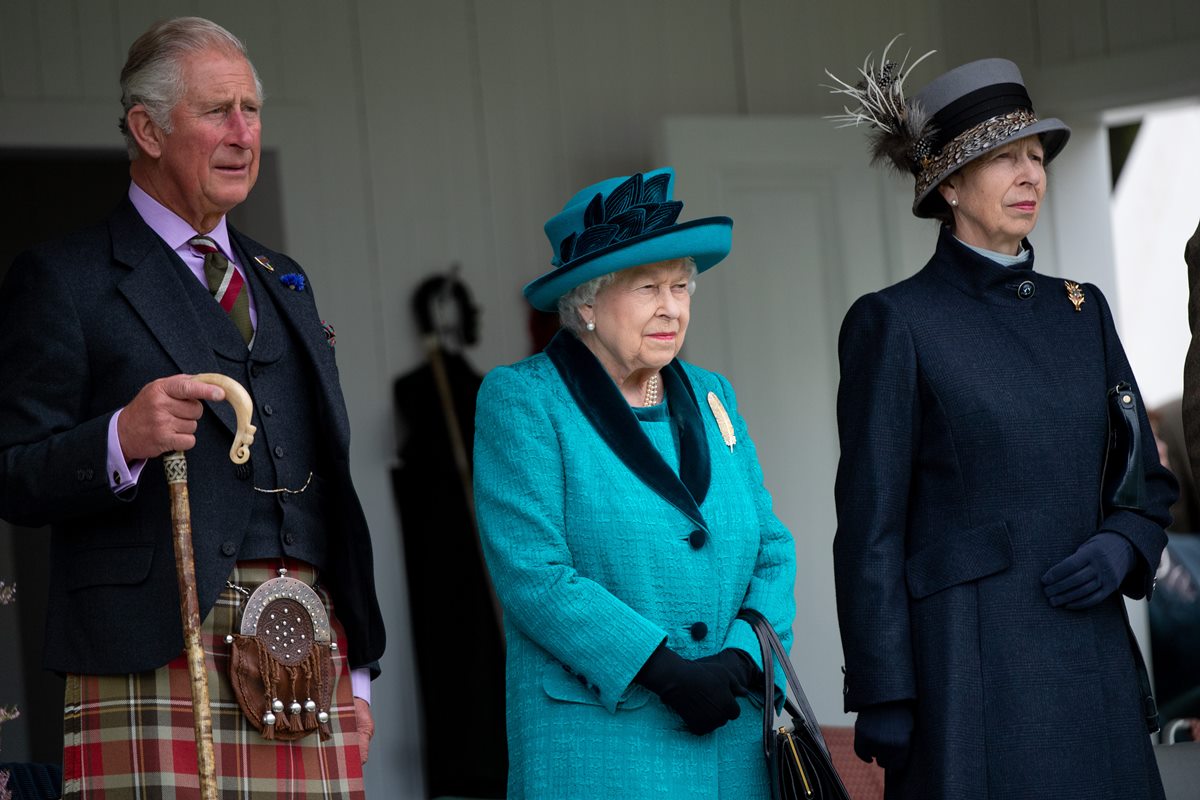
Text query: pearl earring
950 198 959 207
586 321 595 331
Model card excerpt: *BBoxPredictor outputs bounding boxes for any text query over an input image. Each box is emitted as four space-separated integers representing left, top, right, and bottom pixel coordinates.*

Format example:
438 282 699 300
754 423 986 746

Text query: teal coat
474 331 796 799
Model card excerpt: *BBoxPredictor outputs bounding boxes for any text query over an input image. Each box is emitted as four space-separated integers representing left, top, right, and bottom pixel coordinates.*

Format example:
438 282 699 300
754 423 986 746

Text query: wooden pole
423 336 503 636
164 374 257 800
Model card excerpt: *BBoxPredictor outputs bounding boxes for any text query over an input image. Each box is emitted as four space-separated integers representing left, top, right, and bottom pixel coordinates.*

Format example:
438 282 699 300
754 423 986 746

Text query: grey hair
557 257 698 336
118 17 263 160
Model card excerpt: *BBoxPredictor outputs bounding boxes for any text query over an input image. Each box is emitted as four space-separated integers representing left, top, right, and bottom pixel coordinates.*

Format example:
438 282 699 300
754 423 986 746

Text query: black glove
635 643 745 735
696 648 760 692
1041 532 1136 610
853 701 914 769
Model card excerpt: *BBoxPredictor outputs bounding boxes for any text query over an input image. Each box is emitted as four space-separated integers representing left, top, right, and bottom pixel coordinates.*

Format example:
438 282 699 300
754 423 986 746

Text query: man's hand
117 375 225 460
354 697 374 765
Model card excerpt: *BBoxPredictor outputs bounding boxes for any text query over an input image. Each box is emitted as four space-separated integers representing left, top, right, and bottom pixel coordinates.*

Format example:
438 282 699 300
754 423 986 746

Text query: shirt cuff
350 668 371 704
107 410 146 493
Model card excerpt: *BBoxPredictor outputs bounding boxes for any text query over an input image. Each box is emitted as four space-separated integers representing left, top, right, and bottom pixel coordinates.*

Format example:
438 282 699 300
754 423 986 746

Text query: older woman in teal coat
473 167 796 799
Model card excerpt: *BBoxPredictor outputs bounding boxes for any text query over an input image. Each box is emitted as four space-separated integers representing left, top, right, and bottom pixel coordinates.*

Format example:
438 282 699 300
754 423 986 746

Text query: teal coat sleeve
474 364 668 712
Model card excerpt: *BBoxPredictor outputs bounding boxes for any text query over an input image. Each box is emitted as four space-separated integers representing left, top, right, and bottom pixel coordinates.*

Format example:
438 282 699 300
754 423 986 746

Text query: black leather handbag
1101 382 1159 733
739 609 851 800
1102 381 1147 513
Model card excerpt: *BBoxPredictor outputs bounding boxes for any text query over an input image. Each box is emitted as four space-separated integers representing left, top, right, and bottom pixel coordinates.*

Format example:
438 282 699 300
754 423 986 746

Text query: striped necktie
189 235 252 344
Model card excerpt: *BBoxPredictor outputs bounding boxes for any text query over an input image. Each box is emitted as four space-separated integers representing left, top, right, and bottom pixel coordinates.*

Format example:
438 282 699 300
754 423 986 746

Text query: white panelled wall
3 1 1200 795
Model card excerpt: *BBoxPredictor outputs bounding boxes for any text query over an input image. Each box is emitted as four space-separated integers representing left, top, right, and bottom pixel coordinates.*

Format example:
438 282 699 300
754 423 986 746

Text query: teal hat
523 167 732 312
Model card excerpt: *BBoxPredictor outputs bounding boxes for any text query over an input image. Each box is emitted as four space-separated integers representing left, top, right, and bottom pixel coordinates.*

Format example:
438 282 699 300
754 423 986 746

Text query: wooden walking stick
163 373 257 800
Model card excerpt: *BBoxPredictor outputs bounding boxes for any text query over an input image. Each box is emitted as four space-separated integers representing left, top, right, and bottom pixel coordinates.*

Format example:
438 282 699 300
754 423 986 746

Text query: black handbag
1100 382 1160 733
1102 381 1147 513
739 609 851 800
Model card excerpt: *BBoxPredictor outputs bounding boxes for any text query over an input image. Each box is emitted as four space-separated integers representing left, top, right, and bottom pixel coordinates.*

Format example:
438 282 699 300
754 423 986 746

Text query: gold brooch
1064 280 1085 312
707 392 736 453
254 255 275 272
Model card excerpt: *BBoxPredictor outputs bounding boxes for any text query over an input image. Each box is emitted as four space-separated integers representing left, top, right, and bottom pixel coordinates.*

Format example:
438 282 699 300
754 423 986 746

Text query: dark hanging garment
392 352 506 798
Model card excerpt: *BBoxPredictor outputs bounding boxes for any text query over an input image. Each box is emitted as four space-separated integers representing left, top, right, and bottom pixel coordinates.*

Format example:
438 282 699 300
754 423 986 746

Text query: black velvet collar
546 329 710 529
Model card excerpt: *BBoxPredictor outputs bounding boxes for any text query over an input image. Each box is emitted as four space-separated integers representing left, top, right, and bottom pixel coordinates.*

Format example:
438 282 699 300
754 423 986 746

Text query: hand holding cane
163 373 256 800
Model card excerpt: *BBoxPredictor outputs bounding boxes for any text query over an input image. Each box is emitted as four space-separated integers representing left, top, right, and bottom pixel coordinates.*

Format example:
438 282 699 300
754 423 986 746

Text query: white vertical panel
738 0 948 114
356 0 493 374
1174 0 1200 38
0 2 41 98
1033 0 1108 65
547 0 739 190
203 0 286 101
474 0 565 365
33 0 82 98
77 0 124 100
1106 0 1175 52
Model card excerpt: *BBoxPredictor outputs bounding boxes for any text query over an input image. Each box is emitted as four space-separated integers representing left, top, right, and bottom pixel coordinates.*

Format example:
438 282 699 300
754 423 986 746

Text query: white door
661 116 936 724
660 116 1127 724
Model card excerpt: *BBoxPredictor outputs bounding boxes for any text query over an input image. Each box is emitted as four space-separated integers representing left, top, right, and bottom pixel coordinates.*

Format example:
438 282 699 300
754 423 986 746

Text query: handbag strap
738 608 833 761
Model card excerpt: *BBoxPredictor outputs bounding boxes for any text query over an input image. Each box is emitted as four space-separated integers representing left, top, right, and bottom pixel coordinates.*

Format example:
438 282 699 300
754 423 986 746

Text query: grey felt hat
826 43 1070 218
909 58 1070 217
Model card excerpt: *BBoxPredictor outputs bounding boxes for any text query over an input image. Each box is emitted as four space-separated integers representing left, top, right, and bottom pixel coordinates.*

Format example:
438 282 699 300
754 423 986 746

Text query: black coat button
1017 280 1035 299
688 530 707 549
273 445 285 458
263 404 274 416
220 541 237 557
279 493 289 504
76 468 86 481
689 621 708 641
250 365 262 378
85 468 94 480
284 532 295 546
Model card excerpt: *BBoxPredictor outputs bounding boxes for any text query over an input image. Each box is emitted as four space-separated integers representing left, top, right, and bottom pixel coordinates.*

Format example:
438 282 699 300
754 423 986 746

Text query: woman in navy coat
473 167 796 799
828 53 1177 798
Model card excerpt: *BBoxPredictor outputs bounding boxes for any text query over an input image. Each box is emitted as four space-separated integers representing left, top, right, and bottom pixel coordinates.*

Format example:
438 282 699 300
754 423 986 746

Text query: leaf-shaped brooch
1064 280 1084 312
707 391 736 453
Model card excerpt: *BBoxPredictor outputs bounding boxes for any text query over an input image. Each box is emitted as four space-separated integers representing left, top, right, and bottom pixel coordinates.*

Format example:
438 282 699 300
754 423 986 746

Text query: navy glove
696 648 760 692
853 701 914 769
1041 532 1136 610
635 643 744 735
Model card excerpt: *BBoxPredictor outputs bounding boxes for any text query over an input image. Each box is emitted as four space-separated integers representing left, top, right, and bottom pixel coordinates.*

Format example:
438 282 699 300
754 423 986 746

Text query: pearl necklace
642 373 660 406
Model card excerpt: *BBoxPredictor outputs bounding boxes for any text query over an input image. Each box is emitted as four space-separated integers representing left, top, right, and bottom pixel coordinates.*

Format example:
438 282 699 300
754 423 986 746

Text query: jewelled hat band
914 108 1040 199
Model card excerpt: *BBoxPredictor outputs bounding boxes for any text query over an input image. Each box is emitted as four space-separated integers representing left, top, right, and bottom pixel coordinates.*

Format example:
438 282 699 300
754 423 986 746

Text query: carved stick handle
163 375 255 800
193 373 256 464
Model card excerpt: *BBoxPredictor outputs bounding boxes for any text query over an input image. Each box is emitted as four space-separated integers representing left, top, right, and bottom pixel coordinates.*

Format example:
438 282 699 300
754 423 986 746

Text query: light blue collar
959 238 1031 268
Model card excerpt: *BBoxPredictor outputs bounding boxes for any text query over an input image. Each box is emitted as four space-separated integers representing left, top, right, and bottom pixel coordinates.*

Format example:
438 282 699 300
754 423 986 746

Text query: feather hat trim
826 41 1071 218
823 35 938 174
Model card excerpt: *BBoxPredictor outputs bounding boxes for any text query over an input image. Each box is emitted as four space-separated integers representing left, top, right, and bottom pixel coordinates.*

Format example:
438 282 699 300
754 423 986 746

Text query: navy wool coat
473 330 796 800
833 228 1175 800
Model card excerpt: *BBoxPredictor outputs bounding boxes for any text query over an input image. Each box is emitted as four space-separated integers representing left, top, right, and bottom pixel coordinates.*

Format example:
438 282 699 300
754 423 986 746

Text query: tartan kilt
62 561 365 799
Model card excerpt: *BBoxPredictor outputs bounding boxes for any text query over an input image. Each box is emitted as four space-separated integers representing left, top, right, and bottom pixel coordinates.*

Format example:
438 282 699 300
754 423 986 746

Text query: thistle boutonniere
280 272 306 292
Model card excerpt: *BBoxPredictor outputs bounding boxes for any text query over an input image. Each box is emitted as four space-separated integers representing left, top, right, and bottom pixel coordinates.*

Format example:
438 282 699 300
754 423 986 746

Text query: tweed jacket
834 228 1175 799
0 199 385 675
473 330 796 800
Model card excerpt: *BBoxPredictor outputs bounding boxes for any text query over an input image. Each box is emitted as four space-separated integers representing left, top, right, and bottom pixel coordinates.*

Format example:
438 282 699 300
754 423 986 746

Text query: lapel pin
706 392 736 453
1064 280 1085 312
254 255 275 272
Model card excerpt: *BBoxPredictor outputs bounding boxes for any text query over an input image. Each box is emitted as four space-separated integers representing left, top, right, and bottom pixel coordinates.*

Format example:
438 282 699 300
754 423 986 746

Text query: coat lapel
110 201 239 435
546 330 709 529
230 229 351 450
